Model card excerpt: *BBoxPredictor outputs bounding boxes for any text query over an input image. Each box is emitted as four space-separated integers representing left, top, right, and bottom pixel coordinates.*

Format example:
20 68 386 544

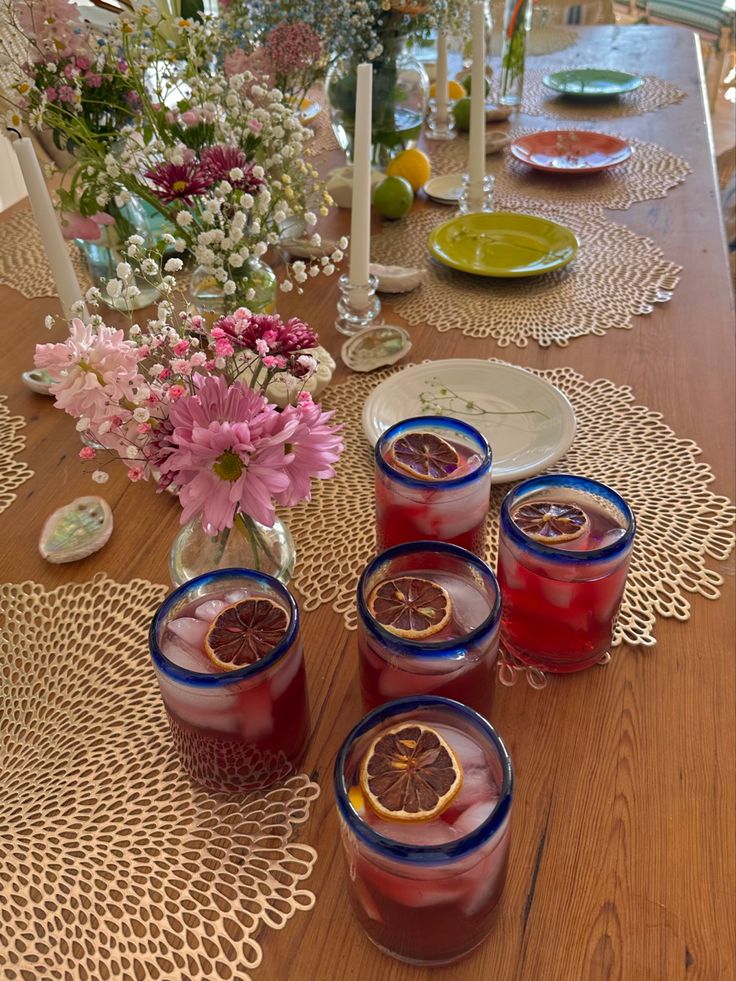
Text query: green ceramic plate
427 212 579 278
542 68 643 97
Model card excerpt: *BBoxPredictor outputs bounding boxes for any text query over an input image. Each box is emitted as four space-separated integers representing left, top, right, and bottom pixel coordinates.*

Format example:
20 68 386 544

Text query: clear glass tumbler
149 568 310 792
334 695 513 965
497 474 636 672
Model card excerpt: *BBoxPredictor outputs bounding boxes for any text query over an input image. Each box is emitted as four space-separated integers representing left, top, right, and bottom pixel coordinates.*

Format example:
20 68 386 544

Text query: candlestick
426 32 456 142
348 63 373 303
11 137 85 318
468 2 487 211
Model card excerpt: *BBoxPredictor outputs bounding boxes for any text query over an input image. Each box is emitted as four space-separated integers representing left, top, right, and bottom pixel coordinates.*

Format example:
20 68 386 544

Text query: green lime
373 175 414 220
460 74 490 96
453 97 471 131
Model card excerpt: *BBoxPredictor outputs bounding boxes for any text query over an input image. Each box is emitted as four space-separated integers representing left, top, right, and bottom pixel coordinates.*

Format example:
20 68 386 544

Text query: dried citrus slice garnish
204 597 289 671
368 577 451 639
511 499 589 544
390 431 460 480
360 724 463 822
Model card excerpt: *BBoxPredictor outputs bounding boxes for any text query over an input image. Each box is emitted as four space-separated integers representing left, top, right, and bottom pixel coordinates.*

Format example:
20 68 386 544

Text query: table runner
520 68 687 119
371 200 681 345
0 208 90 301
286 363 736 643
0 575 320 981
428 131 692 213
0 395 34 514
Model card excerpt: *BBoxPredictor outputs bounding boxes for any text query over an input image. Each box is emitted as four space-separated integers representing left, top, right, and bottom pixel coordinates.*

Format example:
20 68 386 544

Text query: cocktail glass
334 695 513 965
149 568 310 792
375 416 492 555
357 541 501 718
497 474 636 672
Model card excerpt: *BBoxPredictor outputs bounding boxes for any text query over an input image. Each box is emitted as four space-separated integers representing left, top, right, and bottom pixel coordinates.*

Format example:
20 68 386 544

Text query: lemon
385 148 431 193
373 175 414 220
429 79 466 101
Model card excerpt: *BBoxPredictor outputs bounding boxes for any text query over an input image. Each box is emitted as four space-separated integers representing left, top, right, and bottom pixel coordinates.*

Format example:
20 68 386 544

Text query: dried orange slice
390 431 460 480
511 500 589 544
204 597 289 671
368 577 451 639
360 724 463 822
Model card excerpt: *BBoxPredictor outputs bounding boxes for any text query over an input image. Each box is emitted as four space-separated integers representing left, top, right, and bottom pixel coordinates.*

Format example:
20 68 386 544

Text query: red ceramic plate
509 130 633 174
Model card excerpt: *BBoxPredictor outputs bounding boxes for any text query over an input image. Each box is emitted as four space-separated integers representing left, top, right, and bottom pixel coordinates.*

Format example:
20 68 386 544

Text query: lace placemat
0 207 90 300
0 574 320 981
0 395 34 514
287 363 735 646
308 106 340 159
428 131 692 212
370 200 680 345
520 68 687 120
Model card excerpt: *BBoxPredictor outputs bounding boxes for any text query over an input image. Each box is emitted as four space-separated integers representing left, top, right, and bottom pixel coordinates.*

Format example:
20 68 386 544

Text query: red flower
144 161 209 204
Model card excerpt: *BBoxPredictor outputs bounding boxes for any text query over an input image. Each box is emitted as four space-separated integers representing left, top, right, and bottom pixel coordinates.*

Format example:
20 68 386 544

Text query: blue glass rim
149 568 299 688
334 696 513 865
500 473 636 564
357 541 502 657
375 416 492 492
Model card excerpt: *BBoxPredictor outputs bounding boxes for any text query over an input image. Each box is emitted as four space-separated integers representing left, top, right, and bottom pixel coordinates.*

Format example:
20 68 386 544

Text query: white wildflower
92 470 109 484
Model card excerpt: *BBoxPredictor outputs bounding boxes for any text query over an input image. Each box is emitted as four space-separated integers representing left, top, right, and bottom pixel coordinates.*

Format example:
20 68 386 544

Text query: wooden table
1 24 733 981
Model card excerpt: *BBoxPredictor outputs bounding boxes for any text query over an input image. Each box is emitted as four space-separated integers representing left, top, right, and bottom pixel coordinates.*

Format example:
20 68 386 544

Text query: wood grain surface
0 25 733 981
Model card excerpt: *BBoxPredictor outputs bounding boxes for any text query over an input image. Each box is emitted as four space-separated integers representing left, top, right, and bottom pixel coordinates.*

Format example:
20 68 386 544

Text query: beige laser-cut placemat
370 200 681 346
0 574 320 981
0 395 34 514
427 131 692 212
0 207 90 300
286 363 736 642
520 68 686 120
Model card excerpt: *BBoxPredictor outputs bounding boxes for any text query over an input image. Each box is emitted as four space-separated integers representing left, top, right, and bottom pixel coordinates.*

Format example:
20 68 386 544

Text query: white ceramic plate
362 359 576 482
423 173 465 204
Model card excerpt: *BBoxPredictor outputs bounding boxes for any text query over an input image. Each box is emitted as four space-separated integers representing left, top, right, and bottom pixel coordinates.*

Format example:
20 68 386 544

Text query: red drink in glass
334 696 513 966
375 417 492 555
357 542 501 718
149 569 310 792
497 474 636 673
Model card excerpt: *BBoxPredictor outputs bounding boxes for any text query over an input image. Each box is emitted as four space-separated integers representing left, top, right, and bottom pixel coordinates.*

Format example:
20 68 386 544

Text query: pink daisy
272 394 343 507
144 160 209 205
199 145 265 192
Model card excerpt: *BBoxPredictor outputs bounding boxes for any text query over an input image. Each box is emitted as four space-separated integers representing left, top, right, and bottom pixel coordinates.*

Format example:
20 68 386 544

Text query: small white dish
423 173 465 204
486 130 510 154
22 369 54 395
362 359 576 483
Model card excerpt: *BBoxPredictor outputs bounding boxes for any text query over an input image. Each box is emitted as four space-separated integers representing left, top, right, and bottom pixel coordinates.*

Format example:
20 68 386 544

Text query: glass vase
499 0 533 107
169 512 296 587
190 256 277 320
75 195 161 311
326 37 429 169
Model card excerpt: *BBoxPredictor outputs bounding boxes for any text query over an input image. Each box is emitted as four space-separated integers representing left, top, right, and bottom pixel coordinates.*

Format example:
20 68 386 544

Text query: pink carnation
223 48 248 78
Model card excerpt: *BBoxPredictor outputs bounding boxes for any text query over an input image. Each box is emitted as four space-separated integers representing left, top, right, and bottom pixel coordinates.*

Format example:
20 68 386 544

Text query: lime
460 73 490 96
373 175 414 220
453 97 471 131
385 148 431 192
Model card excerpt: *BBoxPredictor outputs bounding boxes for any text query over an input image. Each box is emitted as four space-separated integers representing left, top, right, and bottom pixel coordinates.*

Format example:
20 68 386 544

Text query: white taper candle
349 62 373 302
468 2 486 198
12 137 84 318
436 32 449 126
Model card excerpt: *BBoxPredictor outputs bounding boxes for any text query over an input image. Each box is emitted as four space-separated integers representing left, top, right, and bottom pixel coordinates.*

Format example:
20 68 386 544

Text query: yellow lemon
385 148 432 193
429 79 466 101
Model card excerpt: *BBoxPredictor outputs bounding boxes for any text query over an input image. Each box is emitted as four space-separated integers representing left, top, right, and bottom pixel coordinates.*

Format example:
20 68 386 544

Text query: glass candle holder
497 474 636 672
375 416 492 554
335 273 382 336
149 568 310 792
458 173 495 215
357 541 502 718
334 695 513 966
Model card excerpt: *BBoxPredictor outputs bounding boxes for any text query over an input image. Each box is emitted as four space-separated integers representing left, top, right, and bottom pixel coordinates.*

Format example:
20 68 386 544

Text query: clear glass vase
75 195 161 311
190 256 277 320
499 0 533 107
169 512 296 587
326 36 429 169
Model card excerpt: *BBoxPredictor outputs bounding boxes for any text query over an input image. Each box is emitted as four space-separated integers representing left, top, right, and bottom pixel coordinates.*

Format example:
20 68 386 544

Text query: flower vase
326 36 429 168
169 512 296 587
75 195 161 311
190 256 277 320
499 0 533 107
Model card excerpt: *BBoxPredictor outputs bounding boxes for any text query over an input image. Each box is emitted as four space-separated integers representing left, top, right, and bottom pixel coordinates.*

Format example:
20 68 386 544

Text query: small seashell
280 237 341 260
370 263 426 294
326 165 384 209
21 369 54 396
486 130 510 154
342 326 412 373
485 103 513 122
39 496 113 564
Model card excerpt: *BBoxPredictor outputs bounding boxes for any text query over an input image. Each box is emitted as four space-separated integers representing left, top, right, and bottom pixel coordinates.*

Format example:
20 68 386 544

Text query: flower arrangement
34 273 343 544
2 2 341 303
